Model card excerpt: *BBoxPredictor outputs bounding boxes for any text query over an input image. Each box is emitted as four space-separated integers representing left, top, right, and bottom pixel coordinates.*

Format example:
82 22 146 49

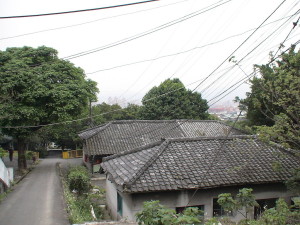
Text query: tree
240 47 300 149
92 102 142 125
140 78 209 120
0 46 98 170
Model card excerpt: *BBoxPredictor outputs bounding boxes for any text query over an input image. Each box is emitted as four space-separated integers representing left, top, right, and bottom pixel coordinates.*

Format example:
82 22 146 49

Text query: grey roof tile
101 136 300 193
79 120 247 155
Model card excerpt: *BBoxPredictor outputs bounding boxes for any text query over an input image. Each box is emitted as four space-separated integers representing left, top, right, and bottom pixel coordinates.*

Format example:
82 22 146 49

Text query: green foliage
92 102 142 125
240 48 300 149
25 151 35 160
236 188 258 209
68 166 90 195
0 46 98 169
136 200 202 225
140 78 209 120
218 193 237 214
286 168 300 195
218 188 258 219
0 147 7 158
63 177 104 223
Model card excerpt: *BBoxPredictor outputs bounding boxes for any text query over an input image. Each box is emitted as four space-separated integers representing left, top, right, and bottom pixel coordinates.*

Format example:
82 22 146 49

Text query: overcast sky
1 0 299 107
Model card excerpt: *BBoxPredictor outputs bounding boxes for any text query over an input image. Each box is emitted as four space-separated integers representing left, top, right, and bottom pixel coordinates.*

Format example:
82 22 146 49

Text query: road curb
14 160 41 185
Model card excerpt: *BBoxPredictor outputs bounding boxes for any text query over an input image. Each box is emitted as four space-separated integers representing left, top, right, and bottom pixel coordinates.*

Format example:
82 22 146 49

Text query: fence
62 150 83 159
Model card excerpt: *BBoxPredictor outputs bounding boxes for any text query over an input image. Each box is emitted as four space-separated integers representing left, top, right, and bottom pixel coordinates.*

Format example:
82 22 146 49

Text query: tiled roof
78 120 247 155
101 136 300 193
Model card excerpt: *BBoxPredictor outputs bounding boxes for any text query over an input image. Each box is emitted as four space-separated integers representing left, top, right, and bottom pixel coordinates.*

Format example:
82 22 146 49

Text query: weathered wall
106 182 292 222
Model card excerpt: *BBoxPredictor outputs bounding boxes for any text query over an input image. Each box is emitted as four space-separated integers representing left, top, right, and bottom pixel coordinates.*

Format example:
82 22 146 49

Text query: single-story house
101 136 300 222
78 120 247 172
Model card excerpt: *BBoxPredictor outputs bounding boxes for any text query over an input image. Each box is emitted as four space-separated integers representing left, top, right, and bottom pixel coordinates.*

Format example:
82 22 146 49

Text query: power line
207 40 300 107
0 0 159 19
273 14 300 58
115 0 227 99
0 0 190 41
191 0 288 93
200 9 299 96
62 0 233 60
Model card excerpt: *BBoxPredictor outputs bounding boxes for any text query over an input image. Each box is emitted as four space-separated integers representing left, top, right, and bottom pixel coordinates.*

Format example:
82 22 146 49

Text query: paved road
0 155 82 225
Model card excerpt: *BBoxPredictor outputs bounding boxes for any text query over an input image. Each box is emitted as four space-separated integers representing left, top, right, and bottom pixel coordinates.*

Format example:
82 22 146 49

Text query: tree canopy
0 46 98 169
140 78 209 120
240 47 300 149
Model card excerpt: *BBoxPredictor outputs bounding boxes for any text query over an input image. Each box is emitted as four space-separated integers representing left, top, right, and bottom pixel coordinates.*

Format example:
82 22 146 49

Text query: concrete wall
106 181 292 222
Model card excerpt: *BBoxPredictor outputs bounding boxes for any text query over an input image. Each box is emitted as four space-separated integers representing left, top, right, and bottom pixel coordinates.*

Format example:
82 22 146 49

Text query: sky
1 0 299 108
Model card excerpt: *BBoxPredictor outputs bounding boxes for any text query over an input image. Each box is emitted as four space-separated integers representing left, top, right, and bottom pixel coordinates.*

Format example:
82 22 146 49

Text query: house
101 136 300 222
78 120 247 172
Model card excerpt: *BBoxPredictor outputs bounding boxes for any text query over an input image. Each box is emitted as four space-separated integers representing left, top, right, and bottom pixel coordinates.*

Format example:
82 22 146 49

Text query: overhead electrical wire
86 12 299 74
191 0 288 93
200 9 299 97
62 0 233 60
207 40 300 107
205 7 300 102
0 0 190 41
0 0 159 19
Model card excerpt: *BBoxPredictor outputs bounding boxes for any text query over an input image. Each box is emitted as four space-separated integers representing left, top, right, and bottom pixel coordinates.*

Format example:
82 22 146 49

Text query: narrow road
0 154 81 225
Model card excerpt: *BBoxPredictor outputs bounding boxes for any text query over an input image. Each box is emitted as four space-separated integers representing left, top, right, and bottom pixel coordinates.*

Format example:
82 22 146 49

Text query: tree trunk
17 140 27 170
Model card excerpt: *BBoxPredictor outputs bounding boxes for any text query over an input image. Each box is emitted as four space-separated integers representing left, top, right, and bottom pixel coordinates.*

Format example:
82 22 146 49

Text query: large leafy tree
140 78 209 120
0 46 98 169
240 47 300 149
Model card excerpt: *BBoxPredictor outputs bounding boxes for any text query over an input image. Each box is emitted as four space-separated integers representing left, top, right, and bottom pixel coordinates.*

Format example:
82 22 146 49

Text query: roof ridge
124 139 170 188
102 140 164 162
164 135 256 142
110 119 179 124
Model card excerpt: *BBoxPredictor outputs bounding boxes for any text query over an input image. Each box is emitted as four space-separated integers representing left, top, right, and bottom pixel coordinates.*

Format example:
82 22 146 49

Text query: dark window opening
213 198 233 217
117 192 123 216
254 198 277 219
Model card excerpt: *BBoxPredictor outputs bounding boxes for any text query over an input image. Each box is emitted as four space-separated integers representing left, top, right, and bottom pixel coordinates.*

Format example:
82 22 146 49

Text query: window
213 198 233 217
254 198 277 219
117 192 123 216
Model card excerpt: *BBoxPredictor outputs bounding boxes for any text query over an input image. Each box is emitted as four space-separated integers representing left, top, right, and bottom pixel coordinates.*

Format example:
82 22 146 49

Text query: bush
68 166 90 195
0 148 7 158
136 200 202 225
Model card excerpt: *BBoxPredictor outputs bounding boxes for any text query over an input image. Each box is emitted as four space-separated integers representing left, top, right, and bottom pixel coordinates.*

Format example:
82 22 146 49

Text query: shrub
136 200 202 225
68 166 90 195
0 148 7 158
